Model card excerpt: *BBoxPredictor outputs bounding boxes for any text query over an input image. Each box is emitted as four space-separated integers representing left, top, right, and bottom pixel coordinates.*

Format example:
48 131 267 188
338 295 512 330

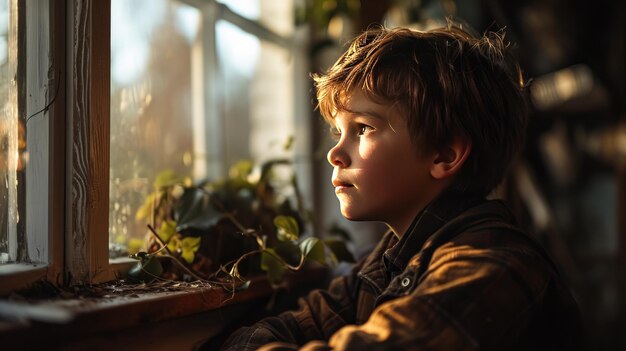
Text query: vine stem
212 245 305 282
144 193 310 292
262 248 306 271
147 224 174 255
146 224 206 282
213 198 265 248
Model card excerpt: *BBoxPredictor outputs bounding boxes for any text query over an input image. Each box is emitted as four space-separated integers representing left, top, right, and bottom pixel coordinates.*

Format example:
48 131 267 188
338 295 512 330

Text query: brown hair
313 25 528 196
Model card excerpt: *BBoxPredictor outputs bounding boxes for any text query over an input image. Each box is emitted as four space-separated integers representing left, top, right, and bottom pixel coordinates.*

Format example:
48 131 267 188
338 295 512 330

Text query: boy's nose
327 143 349 167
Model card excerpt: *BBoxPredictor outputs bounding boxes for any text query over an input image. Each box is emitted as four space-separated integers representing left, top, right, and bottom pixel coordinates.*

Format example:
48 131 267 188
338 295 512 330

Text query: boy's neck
388 185 449 237
386 183 476 238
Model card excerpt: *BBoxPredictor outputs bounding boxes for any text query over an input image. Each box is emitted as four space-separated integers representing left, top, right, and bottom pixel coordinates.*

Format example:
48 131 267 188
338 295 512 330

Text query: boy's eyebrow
347 108 399 134
346 109 388 121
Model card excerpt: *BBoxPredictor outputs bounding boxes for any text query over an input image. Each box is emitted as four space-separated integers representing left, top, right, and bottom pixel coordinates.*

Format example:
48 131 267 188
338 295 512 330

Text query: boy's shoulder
416 197 561 293
425 198 551 266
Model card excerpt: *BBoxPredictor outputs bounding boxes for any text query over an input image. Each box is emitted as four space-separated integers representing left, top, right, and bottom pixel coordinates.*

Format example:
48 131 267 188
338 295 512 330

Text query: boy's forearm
229 244 558 351
220 300 336 350
221 273 359 350
220 314 305 351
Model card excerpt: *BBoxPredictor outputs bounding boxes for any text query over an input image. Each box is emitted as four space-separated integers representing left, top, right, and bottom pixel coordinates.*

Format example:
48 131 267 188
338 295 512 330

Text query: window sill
0 265 329 350
0 264 48 296
0 276 275 350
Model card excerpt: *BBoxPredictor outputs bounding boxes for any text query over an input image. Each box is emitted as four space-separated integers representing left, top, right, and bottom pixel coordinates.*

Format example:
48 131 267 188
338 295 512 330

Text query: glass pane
217 20 294 167
109 0 200 258
217 0 294 36
0 0 18 264
109 0 295 258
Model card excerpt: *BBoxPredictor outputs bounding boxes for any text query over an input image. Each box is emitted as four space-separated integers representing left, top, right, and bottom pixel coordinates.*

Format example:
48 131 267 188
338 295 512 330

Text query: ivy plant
128 158 355 290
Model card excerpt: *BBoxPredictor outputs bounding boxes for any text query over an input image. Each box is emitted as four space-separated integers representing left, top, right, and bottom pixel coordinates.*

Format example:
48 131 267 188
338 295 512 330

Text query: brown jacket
221 191 582 350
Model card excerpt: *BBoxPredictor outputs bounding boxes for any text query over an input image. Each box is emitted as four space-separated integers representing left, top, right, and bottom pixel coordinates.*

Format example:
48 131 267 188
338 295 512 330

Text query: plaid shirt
221 191 582 350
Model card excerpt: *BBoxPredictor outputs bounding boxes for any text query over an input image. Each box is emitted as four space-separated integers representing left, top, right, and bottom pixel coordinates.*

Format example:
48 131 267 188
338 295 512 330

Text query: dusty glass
109 0 295 258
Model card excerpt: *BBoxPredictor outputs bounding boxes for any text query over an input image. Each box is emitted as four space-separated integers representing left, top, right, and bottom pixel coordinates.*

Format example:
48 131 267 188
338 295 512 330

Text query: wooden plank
1 296 255 351
0 278 274 349
66 0 111 284
0 265 46 295
24 0 50 264
47 0 67 282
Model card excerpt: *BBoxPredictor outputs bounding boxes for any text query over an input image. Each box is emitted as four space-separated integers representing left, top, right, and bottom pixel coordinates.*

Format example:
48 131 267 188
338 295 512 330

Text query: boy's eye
329 126 341 140
357 124 373 135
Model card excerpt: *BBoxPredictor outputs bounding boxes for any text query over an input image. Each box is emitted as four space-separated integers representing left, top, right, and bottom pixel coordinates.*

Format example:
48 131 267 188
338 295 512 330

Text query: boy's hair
313 24 528 196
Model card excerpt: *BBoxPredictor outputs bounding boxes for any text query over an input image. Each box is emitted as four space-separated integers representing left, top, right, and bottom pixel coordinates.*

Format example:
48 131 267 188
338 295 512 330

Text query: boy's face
327 90 439 235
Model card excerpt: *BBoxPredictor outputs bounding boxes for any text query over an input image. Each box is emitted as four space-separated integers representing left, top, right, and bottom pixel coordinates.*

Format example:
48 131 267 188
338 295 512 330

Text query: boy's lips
332 178 355 192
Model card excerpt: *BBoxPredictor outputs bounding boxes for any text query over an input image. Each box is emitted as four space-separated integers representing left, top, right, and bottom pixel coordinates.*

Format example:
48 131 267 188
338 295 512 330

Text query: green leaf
299 237 325 265
274 215 299 241
273 241 301 266
154 169 181 189
127 255 163 283
324 238 355 263
158 220 177 242
167 234 181 253
135 192 157 220
181 236 201 264
175 187 224 233
229 160 254 181
235 280 251 291
261 249 287 284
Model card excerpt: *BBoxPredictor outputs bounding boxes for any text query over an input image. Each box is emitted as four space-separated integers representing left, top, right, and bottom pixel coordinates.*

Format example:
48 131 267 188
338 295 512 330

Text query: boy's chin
340 207 372 222
339 208 358 221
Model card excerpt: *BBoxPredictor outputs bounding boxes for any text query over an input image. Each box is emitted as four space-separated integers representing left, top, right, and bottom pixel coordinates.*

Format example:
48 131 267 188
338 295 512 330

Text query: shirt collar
383 190 485 272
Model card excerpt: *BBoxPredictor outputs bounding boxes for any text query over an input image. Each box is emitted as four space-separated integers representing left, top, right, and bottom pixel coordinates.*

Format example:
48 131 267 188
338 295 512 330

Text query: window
108 0 310 259
1 0 312 291
0 0 15 264
0 0 53 267
0 0 108 289
109 0 200 257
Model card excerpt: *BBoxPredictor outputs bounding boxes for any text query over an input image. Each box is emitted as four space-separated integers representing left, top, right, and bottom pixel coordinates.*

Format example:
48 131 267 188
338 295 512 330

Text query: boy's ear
430 137 472 180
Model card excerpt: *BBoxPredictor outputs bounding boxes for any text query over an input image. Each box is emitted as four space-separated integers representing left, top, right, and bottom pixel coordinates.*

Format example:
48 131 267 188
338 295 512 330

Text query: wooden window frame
0 0 119 291
65 0 111 284
2 0 312 292
0 0 66 293
0 3 320 346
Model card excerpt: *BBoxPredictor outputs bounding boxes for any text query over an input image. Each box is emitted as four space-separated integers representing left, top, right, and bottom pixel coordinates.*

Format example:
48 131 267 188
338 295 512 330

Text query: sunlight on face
327 91 438 235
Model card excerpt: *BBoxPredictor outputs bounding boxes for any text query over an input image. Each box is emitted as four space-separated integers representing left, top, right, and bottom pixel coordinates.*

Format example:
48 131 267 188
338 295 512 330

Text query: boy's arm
255 235 560 351
220 267 361 351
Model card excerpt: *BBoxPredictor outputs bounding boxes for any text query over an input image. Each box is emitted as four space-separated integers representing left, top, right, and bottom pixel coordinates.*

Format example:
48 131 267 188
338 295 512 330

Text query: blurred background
0 0 624 349
310 2 625 348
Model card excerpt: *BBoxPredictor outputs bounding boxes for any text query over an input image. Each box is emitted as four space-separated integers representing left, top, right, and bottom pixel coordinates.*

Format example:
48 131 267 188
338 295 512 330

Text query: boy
221 25 582 350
